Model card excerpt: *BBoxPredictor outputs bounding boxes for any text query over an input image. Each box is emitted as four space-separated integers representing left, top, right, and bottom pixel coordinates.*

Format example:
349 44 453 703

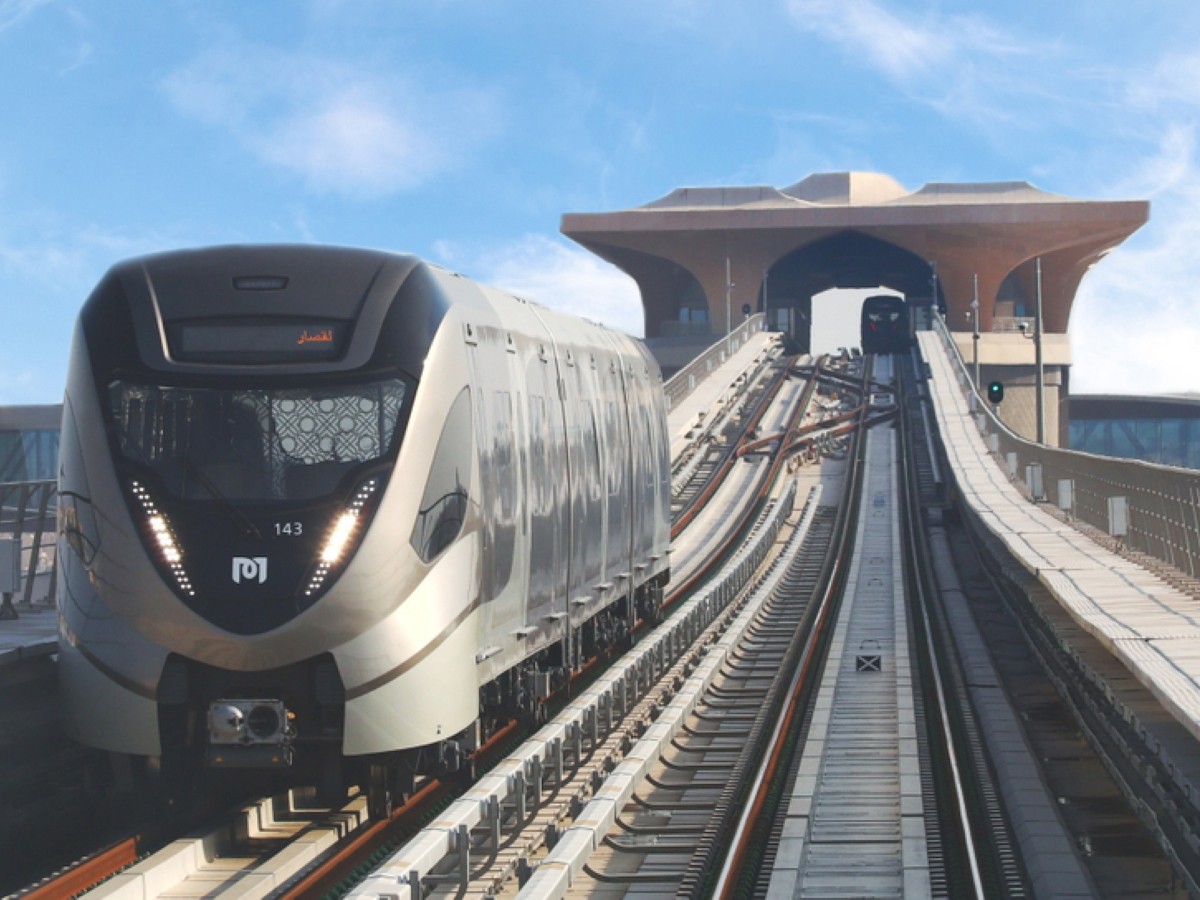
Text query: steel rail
670 359 793 539
348 485 801 899
20 354 806 900
709 354 871 898
664 361 813 603
273 777 445 899
895 353 987 898
296 362 814 898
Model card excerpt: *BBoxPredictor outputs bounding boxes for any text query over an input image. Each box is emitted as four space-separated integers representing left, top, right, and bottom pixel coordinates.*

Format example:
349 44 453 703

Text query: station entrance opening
761 231 938 352
561 171 1148 446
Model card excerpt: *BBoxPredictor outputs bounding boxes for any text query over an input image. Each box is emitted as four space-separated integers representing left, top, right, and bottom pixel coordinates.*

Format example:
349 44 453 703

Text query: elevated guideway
665 315 782 459
767 423 929 898
923 328 1200 748
18 316 1200 895
920 322 1200 881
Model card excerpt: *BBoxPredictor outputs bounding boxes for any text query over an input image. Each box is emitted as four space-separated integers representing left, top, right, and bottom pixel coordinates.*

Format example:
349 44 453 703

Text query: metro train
57 245 672 816
860 293 911 355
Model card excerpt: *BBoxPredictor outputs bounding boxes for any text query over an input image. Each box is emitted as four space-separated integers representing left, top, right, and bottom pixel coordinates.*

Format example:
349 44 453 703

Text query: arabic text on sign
297 329 334 346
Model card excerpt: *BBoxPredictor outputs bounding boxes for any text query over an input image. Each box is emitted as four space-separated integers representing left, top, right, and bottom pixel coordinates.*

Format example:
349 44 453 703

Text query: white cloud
161 44 501 198
435 234 644 337
782 1 1200 397
1072 123 1200 395
785 0 1053 135
1127 53 1200 112
786 0 948 81
0 221 175 290
0 0 51 32
0 219 216 403
58 40 92 76
784 0 1029 84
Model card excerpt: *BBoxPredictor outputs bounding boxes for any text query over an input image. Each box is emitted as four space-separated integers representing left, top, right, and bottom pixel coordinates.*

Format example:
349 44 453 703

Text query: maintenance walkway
921 327 1200 806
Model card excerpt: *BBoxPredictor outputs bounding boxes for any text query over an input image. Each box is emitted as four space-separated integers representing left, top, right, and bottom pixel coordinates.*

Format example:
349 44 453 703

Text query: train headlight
209 703 245 743
130 481 195 596
321 512 358 564
305 478 379 596
208 699 291 745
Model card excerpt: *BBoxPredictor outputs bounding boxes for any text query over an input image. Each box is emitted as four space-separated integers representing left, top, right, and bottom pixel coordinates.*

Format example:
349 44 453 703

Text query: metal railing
990 316 1036 333
0 480 57 613
930 316 1200 580
663 313 767 411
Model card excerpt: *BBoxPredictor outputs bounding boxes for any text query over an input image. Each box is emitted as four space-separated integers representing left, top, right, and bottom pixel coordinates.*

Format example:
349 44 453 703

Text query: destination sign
169 319 349 363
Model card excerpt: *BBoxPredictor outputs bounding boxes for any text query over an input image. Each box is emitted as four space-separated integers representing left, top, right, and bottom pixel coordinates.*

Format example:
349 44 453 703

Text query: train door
598 335 635 586
505 332 532 626
625 361 652 566
525 343 567 625
464 324 521 641
602 354 630 583
578 355 604 596
562 348 590 608
551 346 586 618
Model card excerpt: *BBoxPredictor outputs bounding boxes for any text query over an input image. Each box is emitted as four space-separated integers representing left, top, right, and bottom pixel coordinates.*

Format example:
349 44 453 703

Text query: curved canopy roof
562 171 1148 339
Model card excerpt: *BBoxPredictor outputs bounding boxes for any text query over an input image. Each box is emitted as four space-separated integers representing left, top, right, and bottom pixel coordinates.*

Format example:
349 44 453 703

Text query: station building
562 171 1149 447
1069 394 1200 470
0 404 59 483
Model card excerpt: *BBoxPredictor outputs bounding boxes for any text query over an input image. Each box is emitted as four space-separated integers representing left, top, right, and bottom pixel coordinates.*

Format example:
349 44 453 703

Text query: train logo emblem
231 556 268 584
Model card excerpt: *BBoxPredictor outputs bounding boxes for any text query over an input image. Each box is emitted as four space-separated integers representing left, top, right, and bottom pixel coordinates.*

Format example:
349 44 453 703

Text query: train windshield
107 377 408 502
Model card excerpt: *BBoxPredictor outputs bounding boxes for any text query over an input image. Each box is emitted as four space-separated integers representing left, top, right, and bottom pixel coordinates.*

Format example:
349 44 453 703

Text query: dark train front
860 293 912 354
57 245 671 810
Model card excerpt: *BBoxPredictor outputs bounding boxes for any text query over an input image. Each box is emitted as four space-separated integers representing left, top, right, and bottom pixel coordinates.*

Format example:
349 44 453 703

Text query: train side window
411 388 473 564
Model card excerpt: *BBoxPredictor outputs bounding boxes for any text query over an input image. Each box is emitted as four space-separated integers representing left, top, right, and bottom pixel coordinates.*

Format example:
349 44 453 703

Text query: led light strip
305 478 380 597
131 480 195 596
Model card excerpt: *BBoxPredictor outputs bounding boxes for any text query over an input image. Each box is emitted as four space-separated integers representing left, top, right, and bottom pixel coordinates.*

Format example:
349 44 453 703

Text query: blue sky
3 0 1200 403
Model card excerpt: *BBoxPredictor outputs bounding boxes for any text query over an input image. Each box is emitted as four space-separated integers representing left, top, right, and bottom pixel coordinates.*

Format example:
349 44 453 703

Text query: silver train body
57 245 670 799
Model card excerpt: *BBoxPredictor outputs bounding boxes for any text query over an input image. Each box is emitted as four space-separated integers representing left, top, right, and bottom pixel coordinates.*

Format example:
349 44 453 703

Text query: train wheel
518 697 547 731
367 761 394 820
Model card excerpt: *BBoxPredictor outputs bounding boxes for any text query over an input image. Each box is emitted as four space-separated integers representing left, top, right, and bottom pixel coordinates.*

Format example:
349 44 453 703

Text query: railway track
29 346 1152 899
545 352 1010 899
900 347 1190 897
330 347 1198 900
349 481 810 899
23 344 1174 898
13 353 829 899
670 351 801 538
578 500 837 896
333 362 829 897
326 360 858 898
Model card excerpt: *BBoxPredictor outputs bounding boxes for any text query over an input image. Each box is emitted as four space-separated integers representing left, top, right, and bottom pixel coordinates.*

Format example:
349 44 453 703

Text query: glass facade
0 429 58 481
1069 395 1200 470
0 405 61 482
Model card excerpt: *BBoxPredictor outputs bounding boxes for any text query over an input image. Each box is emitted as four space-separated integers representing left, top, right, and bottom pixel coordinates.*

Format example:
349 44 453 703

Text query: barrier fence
663 314 766 411
0 480 57 613
931 317 1200 580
